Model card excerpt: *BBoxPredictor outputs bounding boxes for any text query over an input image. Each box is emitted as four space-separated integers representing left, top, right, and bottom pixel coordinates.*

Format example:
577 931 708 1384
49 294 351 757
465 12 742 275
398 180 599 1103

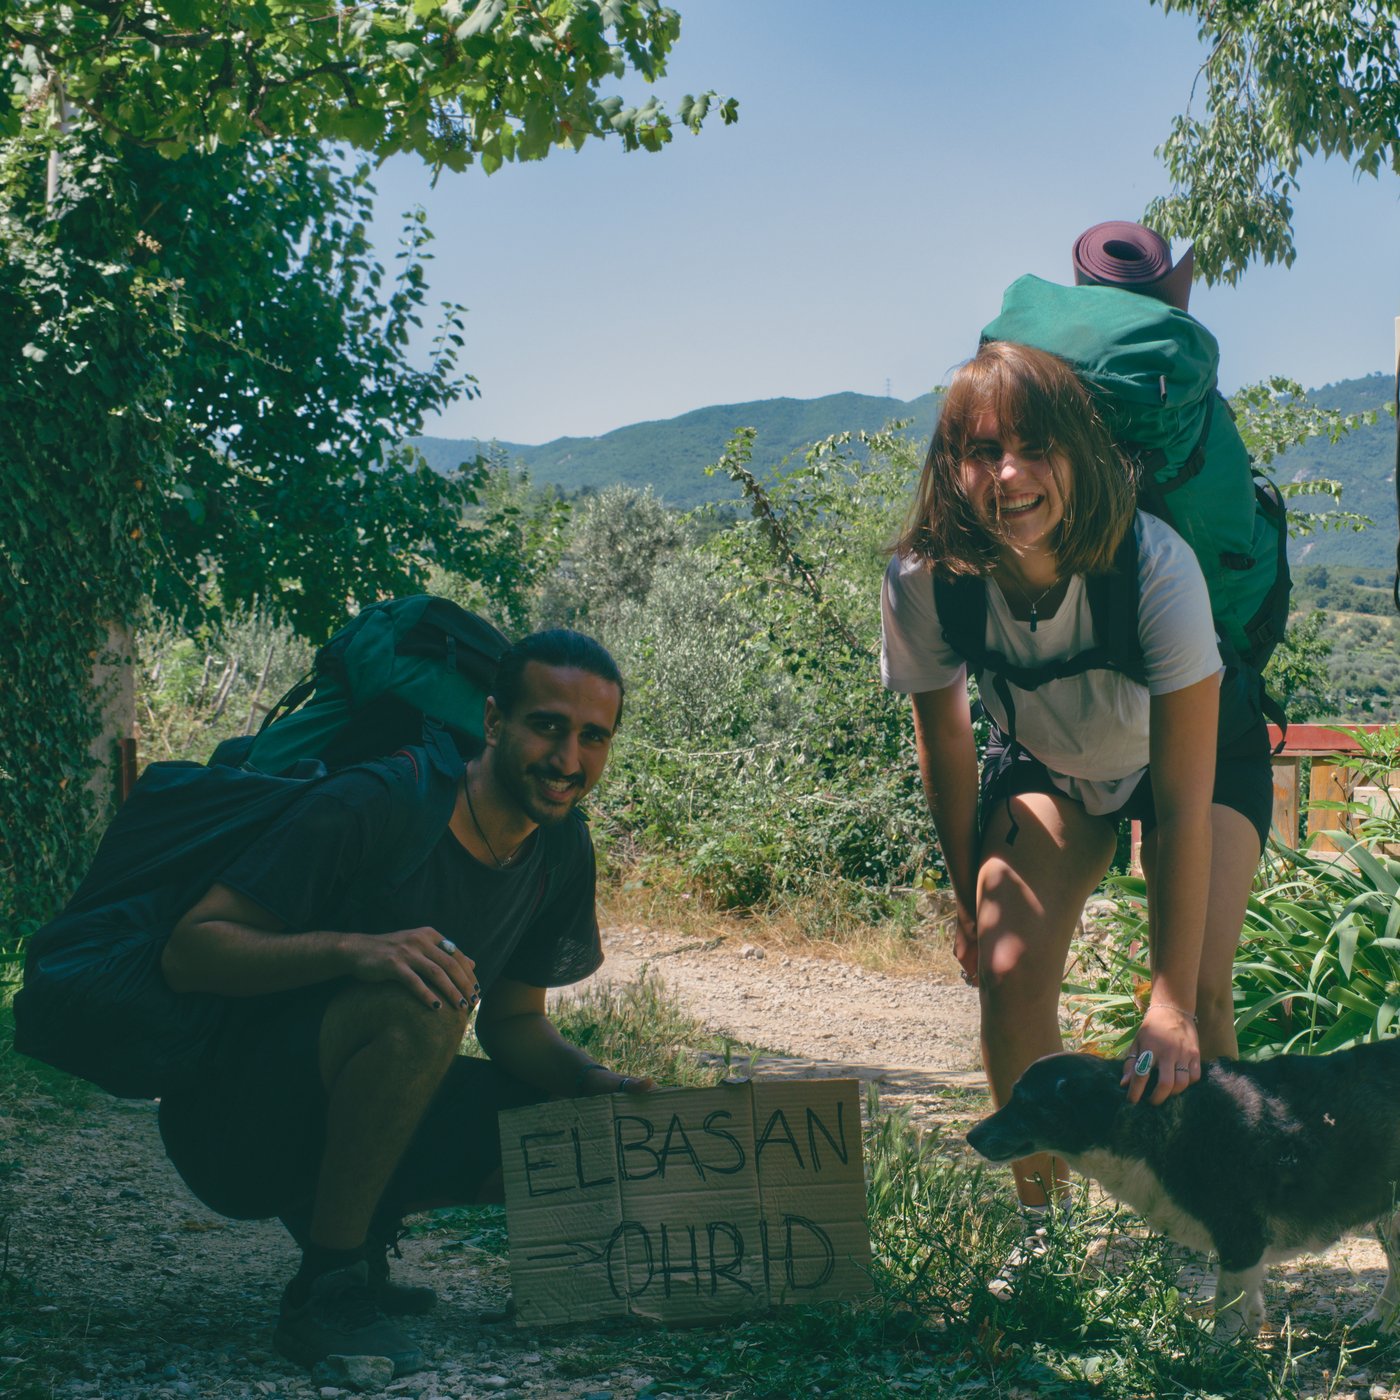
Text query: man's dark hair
492 629 625 726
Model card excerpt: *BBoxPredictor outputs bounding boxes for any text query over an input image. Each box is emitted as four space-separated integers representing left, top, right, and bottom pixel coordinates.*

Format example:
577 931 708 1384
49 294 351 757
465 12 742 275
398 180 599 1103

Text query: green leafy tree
1146 1 1400 283
583 425 935 918
133 140 490 637
2 0 732 937
535 484 685 634
2 1 736 170
428 456 571 637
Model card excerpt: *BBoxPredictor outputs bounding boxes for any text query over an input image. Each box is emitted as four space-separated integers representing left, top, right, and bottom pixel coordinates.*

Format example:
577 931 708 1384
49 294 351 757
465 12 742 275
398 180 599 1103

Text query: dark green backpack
213 595 511 773
16 732 464 1098
979 275 1290 673
18 595 510 1099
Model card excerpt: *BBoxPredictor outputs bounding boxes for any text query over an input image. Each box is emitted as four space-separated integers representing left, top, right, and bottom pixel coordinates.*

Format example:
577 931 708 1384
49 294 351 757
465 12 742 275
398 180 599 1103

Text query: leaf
456 0 506 39
1336 915 1363 979
1315 1010 1373 1055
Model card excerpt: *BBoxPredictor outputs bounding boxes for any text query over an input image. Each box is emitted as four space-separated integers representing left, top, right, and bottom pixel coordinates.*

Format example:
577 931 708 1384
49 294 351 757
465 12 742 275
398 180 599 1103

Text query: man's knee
321 983 469 1075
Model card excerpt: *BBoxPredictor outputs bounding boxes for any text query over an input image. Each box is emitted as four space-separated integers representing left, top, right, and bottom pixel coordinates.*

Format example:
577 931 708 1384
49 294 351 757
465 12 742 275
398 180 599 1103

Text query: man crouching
157 630 650 1374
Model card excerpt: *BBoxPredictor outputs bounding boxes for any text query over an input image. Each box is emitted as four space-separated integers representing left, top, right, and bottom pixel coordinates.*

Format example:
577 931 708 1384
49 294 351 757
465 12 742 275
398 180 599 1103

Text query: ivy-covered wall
1 139 177 938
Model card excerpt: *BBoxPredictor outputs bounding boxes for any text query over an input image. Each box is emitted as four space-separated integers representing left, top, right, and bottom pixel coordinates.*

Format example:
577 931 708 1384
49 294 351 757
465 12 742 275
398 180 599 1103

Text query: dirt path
581 924 987 1119
3 922 1396 1399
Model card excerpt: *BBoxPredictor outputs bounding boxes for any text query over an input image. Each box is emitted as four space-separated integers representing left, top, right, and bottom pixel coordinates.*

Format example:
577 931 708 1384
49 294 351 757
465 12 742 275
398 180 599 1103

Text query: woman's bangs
945 350 1061 459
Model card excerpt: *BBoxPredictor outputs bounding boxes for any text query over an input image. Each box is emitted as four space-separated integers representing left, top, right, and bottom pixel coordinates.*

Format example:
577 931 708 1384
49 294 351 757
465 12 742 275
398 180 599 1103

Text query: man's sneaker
366 1238 437 1317
986 1206 1055 1302
273 1261 424 1376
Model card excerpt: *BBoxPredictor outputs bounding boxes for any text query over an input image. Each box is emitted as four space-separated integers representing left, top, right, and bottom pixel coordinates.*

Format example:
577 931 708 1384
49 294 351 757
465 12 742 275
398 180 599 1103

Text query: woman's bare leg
977 790 1117 1206
1141 803 1260 1061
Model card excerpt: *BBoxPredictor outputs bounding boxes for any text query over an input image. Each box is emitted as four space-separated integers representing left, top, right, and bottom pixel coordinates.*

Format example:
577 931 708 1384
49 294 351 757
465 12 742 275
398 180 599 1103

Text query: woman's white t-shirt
880 511 1223 815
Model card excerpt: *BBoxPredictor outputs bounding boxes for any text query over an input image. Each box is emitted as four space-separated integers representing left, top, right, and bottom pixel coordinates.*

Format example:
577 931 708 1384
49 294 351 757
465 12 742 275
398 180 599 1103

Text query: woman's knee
976 930 1063 1016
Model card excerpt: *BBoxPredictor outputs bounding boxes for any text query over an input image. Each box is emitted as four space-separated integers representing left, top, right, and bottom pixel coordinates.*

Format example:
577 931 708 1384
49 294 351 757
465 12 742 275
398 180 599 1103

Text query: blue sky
369 0 1400 445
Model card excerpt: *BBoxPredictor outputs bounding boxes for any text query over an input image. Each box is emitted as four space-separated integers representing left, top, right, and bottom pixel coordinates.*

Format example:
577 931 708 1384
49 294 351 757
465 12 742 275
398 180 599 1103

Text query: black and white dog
966 1046 1400 1336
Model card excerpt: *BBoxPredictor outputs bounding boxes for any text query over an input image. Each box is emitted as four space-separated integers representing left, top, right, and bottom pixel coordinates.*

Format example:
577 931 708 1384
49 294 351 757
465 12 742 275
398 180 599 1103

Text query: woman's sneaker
273 1261 424 1376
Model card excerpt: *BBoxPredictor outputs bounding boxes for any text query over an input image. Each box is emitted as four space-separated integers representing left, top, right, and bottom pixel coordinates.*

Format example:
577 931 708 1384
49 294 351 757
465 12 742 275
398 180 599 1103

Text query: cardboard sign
500 1079 871 1326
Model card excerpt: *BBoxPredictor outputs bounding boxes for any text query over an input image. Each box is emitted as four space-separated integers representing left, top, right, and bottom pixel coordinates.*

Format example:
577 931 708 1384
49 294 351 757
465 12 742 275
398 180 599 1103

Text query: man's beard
496 748 584 827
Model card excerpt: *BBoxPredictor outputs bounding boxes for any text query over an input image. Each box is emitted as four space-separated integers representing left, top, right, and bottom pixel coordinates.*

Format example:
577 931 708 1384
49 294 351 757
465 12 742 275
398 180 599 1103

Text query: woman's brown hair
894 340 1138 577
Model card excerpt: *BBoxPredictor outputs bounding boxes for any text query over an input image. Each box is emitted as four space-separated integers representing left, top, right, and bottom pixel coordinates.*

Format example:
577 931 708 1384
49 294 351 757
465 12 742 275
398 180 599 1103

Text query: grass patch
547 973 750 1088
436 975 1349 1396
599 871 956 979
543 1108 1305 1397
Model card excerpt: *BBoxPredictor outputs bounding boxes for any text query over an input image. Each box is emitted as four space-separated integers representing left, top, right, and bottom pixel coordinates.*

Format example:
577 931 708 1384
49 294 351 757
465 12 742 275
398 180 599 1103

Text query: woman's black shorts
979 671 1274 852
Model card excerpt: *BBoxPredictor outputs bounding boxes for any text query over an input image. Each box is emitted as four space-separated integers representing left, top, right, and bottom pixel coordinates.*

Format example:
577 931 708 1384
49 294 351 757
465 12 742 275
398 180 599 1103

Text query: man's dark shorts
158 985 544 1226
979 670 1274 852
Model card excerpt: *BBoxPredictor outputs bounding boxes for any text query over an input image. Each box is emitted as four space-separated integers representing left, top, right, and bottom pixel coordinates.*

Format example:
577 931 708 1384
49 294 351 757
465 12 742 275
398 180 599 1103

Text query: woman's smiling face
959 410 1069 555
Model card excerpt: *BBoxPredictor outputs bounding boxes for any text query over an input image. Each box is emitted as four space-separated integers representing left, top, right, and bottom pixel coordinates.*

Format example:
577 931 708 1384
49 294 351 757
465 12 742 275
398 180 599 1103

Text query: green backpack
980 275 1290 672
212 595 511 773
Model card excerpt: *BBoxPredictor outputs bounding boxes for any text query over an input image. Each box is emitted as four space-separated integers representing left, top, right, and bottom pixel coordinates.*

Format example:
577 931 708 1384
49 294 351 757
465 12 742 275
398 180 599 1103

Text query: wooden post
87 620 136 820
1305 761 1351 852
1271 756 1300 848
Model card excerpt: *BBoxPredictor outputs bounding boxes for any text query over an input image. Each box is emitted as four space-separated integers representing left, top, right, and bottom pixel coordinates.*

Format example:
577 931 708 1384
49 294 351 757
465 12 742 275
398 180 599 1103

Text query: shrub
1073 726 1400 1057
137 604 313 764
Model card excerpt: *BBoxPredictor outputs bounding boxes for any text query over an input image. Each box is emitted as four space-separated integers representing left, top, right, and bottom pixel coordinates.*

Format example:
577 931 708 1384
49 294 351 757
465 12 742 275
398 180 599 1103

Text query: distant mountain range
412 373 1396 568
411 390 942 508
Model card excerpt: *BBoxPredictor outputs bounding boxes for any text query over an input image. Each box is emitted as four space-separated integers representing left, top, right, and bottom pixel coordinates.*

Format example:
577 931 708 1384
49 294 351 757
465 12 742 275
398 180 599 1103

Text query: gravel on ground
3 920 1396 1399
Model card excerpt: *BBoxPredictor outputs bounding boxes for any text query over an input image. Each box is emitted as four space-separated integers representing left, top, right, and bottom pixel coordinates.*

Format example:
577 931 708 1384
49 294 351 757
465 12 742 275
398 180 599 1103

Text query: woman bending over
881 340 1271 1212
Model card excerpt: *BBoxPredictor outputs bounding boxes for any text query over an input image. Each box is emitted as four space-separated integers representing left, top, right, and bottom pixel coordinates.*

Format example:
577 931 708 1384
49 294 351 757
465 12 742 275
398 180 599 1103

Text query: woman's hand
1121 1002 1200 1106
953 903 979 986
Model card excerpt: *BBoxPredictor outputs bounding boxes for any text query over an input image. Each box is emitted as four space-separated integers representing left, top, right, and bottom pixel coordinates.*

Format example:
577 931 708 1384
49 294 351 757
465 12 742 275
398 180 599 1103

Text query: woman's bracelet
1146 1000 1198 1024
572 1061 607 1094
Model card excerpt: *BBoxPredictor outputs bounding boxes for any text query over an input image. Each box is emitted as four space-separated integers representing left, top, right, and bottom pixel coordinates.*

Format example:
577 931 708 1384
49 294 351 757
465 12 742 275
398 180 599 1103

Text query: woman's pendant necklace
1027 591 1048 632
1006 574 1058 632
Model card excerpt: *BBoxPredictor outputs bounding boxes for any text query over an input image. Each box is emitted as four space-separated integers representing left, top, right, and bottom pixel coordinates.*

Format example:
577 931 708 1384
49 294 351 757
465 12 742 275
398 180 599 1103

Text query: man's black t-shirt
216 767 602 994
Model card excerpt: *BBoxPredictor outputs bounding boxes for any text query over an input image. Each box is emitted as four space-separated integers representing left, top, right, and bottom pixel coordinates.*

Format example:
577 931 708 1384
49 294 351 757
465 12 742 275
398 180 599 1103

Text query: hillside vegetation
415 373 1395 568
413 390 941 507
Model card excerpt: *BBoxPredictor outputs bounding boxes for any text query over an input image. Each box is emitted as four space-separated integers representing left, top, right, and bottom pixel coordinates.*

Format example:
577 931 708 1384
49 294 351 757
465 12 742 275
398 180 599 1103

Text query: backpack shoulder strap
932 573 990 672
359 723 464 892
1085 522 1147 686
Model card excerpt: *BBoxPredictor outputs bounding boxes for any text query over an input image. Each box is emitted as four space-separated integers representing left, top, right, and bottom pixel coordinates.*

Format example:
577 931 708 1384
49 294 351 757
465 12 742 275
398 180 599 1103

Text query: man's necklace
1003 574 1060 633
463 778 523 869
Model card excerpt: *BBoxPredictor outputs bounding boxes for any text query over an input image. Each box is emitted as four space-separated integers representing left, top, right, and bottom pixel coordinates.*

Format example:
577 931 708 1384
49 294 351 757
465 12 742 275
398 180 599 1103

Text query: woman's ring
1132 1049 1154 1077
1175 1064 1189 1074
960 970 974 986
439 938 457 955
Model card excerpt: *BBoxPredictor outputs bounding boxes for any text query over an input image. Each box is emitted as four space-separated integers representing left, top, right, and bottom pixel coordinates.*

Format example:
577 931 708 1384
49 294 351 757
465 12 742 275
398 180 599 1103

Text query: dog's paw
1212 1292 1264 1341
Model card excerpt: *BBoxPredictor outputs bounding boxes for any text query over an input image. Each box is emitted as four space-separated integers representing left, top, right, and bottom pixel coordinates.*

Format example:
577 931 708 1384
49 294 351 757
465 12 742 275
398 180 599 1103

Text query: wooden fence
1265 722 1393 853
1127 723 1394 870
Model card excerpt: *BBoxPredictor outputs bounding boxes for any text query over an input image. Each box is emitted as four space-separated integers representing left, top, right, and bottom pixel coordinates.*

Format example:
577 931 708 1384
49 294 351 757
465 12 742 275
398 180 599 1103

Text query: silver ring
1132 1049 1154 1077
960 970 974 986
439 938 457 955
1174 1064 1189 1074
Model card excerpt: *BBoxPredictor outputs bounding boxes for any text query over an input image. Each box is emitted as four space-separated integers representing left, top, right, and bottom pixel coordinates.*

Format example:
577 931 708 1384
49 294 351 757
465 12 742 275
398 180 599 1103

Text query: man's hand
574 1064 657 1096
1121 1003 1200 1106
340 927 480 1013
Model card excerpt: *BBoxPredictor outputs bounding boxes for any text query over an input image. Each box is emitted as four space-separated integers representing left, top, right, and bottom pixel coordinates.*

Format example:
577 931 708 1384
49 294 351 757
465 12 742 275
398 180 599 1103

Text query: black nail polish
432 1000 441 1010
459 996 469 1008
